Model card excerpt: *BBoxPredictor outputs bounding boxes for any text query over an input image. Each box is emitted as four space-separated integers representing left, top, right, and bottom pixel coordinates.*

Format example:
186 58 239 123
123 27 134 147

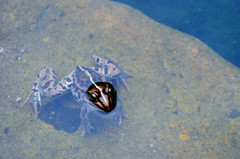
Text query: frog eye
91 93 96 98
91 92 98 98
89 92 99 102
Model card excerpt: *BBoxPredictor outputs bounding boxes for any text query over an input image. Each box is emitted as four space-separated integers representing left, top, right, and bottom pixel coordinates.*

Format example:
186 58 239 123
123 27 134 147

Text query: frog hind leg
22 66 56 118
22 88 44 119
116 71 133 93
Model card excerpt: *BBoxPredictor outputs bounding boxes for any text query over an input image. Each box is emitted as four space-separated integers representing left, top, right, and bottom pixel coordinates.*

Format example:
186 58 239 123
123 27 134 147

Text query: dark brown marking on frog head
87 82 117 112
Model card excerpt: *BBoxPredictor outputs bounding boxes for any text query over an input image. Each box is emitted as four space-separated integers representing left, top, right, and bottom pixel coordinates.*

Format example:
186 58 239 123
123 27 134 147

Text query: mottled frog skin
23 54 132 136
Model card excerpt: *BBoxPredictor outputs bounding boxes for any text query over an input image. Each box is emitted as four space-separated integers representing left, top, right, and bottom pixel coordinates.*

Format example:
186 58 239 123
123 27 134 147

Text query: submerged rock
1 0 240 158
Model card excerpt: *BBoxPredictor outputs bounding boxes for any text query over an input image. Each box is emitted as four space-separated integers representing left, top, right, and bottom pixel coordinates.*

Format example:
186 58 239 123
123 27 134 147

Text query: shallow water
0 0 240 159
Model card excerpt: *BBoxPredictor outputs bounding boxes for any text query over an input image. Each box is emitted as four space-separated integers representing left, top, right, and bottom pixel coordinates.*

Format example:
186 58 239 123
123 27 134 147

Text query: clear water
113 0 240 67
0 0 240 159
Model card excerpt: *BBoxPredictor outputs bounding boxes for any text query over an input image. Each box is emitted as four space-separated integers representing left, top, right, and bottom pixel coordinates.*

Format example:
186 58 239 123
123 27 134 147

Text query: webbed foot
119 71 133 93
114 97 128 125
114 108 128 125
22 87 44 119
81 122 94 136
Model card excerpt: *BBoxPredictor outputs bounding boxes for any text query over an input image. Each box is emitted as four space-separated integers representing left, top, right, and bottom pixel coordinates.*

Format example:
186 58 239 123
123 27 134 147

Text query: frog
22 54 132 136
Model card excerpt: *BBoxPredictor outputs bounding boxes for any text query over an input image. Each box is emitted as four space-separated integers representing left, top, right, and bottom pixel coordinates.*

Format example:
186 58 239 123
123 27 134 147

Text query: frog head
87 82 117 112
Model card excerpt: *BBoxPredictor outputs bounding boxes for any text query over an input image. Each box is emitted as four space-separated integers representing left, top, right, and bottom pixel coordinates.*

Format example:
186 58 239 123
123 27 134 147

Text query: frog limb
113 97 128 125
23 67 73 118
80 101 99 136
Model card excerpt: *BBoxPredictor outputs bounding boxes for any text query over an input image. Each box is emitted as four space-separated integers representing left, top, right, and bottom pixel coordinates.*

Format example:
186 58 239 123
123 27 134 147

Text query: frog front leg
23 67 73 118
80 97 127 136
71 87 97 136
91 97 128 125
80 101 99 136
79 99 127 136
80 97 128 136
113 97 128 125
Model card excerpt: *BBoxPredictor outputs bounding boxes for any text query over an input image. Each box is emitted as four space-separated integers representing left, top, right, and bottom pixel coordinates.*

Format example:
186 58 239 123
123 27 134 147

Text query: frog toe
82 123 94 136
115 112 128 125
23 89 43 118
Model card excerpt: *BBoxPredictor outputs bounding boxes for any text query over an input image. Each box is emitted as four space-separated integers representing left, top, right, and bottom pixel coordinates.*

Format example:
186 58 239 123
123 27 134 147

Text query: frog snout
99 94 110 110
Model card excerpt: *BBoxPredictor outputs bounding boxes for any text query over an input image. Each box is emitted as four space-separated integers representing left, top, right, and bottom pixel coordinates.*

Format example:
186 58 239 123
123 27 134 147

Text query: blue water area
112 0 240 67
38 94 81 133
38 93 116 134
